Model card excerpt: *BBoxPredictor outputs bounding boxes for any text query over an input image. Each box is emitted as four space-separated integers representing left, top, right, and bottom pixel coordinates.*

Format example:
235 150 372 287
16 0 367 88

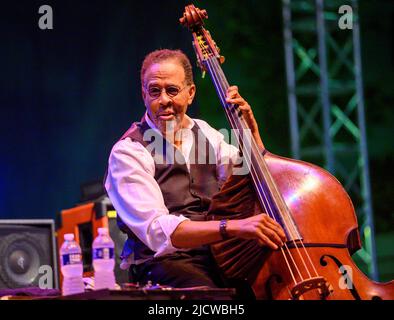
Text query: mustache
156 111 175 116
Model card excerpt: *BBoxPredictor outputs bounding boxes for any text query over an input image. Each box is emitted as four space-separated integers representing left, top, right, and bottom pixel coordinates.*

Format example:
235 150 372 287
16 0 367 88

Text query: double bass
179 4 394 300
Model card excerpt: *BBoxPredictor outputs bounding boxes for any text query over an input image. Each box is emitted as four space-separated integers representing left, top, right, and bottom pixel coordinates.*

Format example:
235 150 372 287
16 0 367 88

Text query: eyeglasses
145 85 188 99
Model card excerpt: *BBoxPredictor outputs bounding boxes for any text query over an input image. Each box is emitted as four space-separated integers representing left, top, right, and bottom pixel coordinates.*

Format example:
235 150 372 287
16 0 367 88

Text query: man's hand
171 213 286 250
225 86 265 150
227 213 287 250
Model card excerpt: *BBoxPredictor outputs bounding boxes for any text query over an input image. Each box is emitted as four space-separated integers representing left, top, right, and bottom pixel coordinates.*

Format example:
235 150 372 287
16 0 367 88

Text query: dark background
0 1 393 277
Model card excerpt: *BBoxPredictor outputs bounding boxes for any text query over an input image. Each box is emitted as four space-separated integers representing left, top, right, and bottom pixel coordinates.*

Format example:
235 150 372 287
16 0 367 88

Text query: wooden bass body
208 152 394 300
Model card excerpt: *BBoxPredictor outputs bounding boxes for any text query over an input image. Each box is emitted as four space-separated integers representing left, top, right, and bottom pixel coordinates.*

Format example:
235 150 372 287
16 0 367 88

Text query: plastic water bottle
92 227 116 290
60 233 85 296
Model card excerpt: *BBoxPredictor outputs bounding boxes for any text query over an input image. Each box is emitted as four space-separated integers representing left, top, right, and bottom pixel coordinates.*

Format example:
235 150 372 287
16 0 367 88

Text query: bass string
209 56 320 279
209 56 320 280
206 57 316 282
205 56 319 282
204 57 300 282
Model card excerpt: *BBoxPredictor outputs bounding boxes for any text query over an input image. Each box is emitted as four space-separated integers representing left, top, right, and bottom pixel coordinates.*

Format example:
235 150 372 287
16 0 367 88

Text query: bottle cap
98 227 109 235
64 233 74 241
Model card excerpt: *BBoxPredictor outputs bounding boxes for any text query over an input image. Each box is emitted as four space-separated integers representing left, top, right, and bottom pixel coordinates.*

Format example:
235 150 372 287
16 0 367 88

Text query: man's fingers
261 226 284 247
257 233 279 250
264 218 287 241
260 215 286 239
227 85 238 92
226 87 240 99
226 97 244 105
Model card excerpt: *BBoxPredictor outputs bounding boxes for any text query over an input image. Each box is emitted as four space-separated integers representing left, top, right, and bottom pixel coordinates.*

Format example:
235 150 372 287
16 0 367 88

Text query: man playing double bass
105 49 286 289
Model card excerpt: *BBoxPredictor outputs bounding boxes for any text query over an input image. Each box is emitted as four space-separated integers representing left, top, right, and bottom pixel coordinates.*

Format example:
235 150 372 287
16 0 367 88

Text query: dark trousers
129 247 226 288
129 247 256 299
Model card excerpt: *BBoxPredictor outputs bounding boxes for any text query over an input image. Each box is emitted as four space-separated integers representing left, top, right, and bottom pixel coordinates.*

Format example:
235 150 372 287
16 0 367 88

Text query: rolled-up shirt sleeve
105 138 190 257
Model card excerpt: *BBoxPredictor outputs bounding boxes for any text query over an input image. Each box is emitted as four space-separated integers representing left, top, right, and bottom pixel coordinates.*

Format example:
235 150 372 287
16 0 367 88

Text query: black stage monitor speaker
0 219 59 289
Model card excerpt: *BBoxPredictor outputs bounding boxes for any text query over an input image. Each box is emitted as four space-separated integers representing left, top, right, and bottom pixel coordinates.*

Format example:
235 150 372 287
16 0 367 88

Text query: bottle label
61 253 82 266
93 248 114 260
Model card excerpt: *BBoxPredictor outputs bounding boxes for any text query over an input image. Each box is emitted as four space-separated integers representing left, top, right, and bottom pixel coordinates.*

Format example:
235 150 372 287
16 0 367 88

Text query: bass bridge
290 277 333 300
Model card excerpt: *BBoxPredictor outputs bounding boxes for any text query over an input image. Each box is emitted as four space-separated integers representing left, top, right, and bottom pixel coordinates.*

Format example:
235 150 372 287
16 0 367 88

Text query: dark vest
116 117 220 261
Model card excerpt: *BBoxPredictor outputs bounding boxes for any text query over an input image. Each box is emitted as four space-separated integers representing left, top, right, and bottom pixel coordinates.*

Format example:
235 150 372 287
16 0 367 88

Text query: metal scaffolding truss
282 0 378 279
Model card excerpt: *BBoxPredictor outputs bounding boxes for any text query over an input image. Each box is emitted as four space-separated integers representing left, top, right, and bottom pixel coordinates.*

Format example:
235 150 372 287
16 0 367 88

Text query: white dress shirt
105 113 240 263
